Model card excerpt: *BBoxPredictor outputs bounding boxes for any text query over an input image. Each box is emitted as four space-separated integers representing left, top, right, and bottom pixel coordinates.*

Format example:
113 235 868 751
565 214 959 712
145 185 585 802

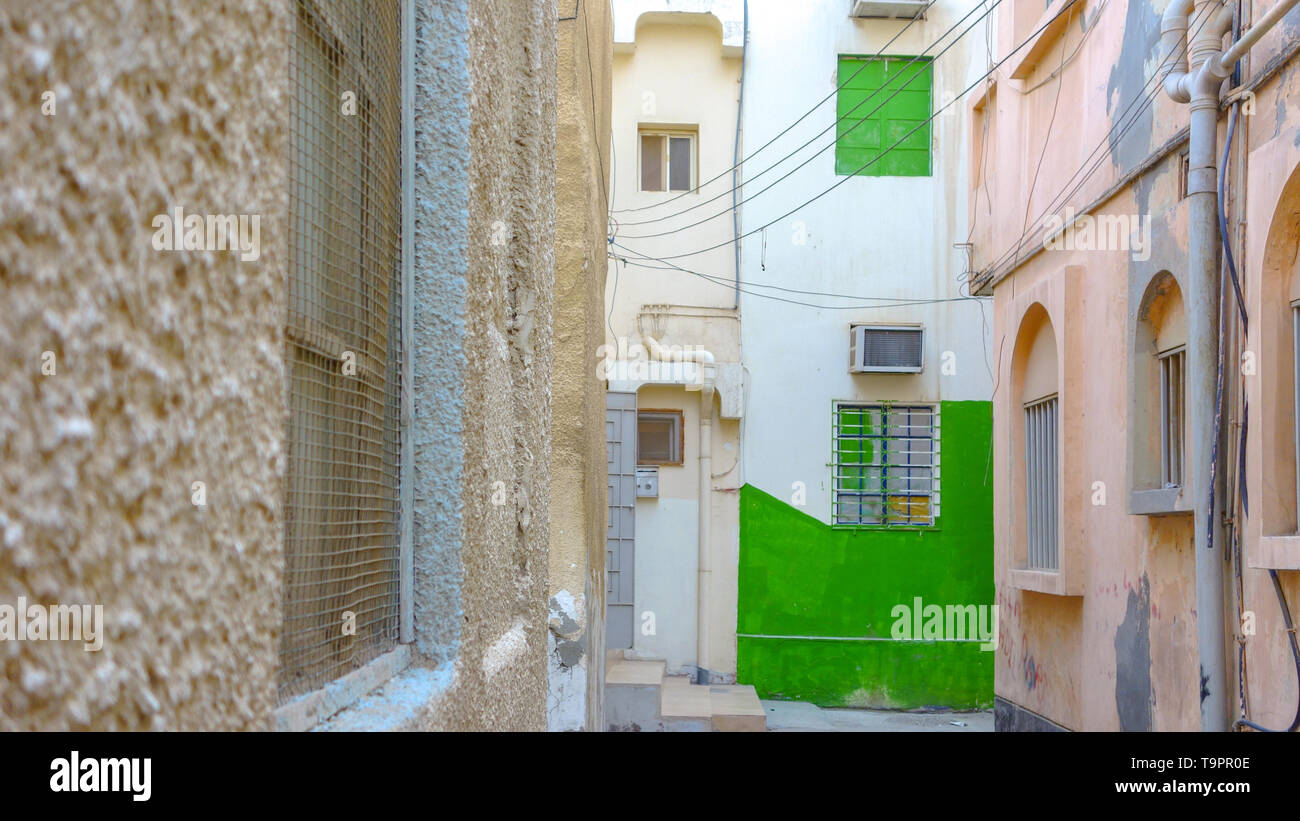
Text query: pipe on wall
1161 0 1300 731
643 336 717 683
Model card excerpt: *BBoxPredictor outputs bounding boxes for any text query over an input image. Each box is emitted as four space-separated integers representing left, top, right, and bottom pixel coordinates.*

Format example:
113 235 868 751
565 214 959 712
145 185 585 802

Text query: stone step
606 657 766 731
706 684 766 732
605 657 665 686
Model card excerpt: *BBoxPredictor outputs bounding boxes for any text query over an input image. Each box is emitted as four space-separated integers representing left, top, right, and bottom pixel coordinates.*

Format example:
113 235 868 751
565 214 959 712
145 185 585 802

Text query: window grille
1024 394 1058 570
280 0 404 703
1158 346 1185 488
833 404 937 526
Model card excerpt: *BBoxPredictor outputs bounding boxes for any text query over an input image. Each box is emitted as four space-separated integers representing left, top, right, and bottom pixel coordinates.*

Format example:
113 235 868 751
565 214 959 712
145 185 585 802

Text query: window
1024 394 1058 570
281 0 404 703
640 129 696 192
835 55 932 177
1293 301 1300 524
637 410 683 465
1131 272 1188 512
833 403 937 526
1158 346 1185 488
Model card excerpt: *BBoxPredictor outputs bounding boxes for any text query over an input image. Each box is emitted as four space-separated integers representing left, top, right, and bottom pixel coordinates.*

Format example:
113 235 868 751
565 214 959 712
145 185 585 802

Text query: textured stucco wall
0 0 289 730
391 0 558 731
550 0 612 731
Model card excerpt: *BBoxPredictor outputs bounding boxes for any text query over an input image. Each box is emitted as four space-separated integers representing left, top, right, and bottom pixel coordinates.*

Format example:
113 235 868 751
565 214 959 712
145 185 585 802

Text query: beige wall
1 0 564 732
550 0 613 731
979 0 1300 730
0 0 290 730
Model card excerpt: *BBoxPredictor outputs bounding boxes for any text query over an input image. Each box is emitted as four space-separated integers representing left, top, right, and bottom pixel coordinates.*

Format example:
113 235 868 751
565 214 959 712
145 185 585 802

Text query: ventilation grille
850 325 924 373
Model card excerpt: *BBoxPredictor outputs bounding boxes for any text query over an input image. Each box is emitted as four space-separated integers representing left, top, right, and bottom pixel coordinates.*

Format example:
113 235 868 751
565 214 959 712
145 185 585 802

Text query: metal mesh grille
1024 395 1058 571
280 0 403 703
833 403 938 526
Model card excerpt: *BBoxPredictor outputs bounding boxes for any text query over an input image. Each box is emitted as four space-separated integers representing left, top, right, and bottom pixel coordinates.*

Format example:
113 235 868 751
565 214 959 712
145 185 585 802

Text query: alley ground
762 701 994 732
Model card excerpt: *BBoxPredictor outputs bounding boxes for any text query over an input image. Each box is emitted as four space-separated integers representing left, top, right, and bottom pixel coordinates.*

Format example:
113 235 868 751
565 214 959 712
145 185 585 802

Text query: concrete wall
0 0 290 730
978 0 1300 731
606 1 745 682
737 404 995 710
739 0 994 519
1 0 563 732
730 1 994 708
363 0 558 732
550 0 612 732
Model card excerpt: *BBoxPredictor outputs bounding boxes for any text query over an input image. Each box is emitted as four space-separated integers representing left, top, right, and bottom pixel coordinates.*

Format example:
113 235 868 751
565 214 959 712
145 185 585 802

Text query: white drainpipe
1160 0 1300 731
644 336 717 683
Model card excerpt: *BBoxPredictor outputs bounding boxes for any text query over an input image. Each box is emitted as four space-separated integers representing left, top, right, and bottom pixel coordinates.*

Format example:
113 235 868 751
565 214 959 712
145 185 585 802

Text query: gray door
606 391 637 650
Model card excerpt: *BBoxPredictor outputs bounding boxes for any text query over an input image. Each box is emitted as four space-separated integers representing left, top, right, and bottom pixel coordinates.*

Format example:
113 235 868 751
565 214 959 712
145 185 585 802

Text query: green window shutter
835 56 932 177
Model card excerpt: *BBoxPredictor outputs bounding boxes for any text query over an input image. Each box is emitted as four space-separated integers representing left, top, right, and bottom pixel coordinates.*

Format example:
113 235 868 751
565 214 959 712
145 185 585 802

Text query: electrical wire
1017 3 1076 266
976 0 1222 282
615 0 1085 262
608 249 984 312
615 0 997 230
610 0 940 215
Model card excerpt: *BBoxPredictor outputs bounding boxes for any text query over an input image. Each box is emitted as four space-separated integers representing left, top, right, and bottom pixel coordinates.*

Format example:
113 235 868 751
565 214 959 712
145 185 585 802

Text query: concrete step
706 684 766 732
606 657 665 686
606 658 766 731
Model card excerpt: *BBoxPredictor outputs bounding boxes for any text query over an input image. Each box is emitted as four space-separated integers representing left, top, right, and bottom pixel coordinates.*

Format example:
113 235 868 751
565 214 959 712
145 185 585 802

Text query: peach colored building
972 0 1300 731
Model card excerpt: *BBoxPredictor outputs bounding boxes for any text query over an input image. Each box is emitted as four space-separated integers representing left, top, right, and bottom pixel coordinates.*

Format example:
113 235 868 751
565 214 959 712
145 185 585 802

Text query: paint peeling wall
981 0 1300 731
550 0 613 731
0 0 290 730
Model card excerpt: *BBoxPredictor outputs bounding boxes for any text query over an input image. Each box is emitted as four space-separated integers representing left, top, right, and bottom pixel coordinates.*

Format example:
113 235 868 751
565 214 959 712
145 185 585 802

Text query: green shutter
835 56 932 177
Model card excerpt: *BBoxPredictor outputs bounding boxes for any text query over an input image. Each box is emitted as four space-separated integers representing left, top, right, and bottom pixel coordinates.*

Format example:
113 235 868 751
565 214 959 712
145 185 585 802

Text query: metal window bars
1024 394 1059 571
1158 346 1186 488
280 0 404 703
833 403 938 526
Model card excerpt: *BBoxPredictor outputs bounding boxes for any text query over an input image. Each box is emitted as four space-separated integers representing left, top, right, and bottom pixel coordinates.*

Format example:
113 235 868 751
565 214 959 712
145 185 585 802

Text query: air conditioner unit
850 0 929 20
850 324 924 373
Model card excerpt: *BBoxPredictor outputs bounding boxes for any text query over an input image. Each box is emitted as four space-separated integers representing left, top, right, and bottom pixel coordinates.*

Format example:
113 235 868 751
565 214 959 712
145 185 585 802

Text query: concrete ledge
1129 487 1192 516
316 663 455 732
274 645 412 732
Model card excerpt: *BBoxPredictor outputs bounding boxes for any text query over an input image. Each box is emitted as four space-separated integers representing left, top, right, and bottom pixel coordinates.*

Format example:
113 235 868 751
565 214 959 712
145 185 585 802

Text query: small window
833 403 937 526
1178 150 1190 200
637 410 683 465
639 129 696 192
1292 302 1300 524
1024 394 1059 570
1158 346 1185 488
835 55 933 177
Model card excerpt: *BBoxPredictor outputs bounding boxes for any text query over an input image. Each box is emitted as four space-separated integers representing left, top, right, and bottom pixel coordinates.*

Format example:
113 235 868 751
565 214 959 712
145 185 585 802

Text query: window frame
638 127 698 193
1157 345 1186 489
834 54 934 178
831 401 939 528
636 409 684 466
280 0 411 709
1023 393 1059 571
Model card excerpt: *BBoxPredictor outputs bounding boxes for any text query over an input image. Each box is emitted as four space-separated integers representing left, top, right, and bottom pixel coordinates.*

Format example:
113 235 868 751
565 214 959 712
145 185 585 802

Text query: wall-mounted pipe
643 335 716 683
1162 0 1300 732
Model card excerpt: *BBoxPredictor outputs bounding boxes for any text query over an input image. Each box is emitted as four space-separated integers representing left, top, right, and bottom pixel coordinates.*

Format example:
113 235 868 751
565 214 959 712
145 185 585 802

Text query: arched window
1131 272 1188 512
1013 304 1059 571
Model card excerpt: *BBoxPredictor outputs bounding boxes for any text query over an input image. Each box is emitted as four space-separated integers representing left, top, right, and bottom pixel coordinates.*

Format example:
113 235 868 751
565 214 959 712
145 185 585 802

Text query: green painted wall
737 400 994 709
